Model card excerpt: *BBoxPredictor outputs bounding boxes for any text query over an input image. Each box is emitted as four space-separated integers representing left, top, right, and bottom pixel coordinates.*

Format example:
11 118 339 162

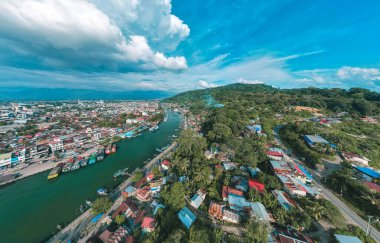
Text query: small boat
111 144 117 153
97 188 108 196
85 200 92 207
105 146 111 155
97 148 104 161
172 135 178 138
113 167 129 178
88 153 97 165
47 166 62 180
80 157 87 167
71 160 81 170
62 162 73 173
149 125 159 132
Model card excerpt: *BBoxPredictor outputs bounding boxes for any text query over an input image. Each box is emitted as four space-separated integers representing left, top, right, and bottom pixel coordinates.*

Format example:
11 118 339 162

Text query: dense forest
165 83 380 116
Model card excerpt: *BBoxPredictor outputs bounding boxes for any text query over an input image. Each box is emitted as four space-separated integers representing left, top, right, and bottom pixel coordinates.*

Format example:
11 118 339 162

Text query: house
178 207 197 229
149 181 162 193
99 229 113 243
122 186 136 198
266 150 284 161
208 202 224 220
0 152 12 169
112 201 129 219
334 234 362 243
341 152 370 166
124 200 139 218
304 135 330 147
109 226 129 243
146 172 154 182
228 194 250 211
141 216 156 233
133 209 147 226
272 228 313 243
222 186 244 201
354 166 380 182
248 179 265 193
272 190 297 211
223 161 237 170
49 140 63 152
222 209 240 224
250 202 271 222
136 186 151 202
190 189 206 209
161 160 170 170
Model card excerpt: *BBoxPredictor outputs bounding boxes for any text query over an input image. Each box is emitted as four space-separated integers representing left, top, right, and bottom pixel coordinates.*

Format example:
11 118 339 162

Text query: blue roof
178 207 196 229
228 194 249 209
91 213 104 223
334 234 362 243
296 163 313 180
191 194 204 208
355 166 380 179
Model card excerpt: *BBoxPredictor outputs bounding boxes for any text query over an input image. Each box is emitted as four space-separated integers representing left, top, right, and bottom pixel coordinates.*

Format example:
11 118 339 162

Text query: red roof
222 186 243 199
141 216 156 229
364 181 380 193
111 202 128 219
162 160 170 166
146 172 154 180
248 179 265 193
266 151 284 157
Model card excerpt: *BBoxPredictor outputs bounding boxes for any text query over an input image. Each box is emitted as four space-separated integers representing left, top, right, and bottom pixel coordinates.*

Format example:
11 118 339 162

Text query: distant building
178 207 196 229
304 135 330 147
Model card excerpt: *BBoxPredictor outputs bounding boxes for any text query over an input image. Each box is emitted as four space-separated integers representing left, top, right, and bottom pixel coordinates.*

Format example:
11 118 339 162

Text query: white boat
96 188 108 196
149 125 159 132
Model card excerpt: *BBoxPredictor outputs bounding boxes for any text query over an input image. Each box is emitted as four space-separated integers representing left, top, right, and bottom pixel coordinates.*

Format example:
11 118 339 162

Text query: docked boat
62 162 73 173
88 153 97 165
113 167 129 178
105 146 111 155
97 188 108 196
71 160 81 170
111 144 117 153
47 166 62 180
97 148 104 161
149 125 159 132
80 156 88 167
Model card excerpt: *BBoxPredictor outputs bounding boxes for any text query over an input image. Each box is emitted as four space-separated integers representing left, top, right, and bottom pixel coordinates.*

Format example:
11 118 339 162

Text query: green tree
115 214 125 225
91 197 112 215
161 182 186 211
246 220 268 243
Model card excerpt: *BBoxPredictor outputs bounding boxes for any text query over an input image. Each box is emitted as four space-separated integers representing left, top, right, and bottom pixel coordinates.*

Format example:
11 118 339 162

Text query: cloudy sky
0 0 379 93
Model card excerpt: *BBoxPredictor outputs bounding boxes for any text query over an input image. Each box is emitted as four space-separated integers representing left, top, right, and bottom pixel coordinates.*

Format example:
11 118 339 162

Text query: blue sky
0 0 379 93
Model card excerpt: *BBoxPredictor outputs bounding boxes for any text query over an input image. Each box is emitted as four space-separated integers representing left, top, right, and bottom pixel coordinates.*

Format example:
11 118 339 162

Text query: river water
0 111 181 243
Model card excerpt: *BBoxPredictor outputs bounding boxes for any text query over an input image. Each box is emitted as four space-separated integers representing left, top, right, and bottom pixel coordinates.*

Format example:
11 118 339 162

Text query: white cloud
0 0 188 71
236 78 264 84
337 66 380 81
198 80 218 88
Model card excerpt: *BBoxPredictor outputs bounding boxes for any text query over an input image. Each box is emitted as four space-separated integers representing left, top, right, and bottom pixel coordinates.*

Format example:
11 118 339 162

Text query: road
273 125 380 242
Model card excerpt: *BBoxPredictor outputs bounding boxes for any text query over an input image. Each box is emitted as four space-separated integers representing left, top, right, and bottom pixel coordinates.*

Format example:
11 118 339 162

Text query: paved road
273 126 380 242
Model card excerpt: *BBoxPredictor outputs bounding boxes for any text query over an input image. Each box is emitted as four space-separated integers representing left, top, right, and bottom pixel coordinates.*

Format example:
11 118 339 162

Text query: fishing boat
47 166 62 180
62 162 73 173
111 144 117 153
113 167 129 178
80 156 88 167
71 159 81 170
97 188 108 196
96 148 104 161
105 145 111 155
88 153 97 165
149 125 159 132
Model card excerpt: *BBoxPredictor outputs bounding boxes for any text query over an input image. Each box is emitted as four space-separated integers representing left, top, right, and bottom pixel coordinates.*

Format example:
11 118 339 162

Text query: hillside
164 83 380 116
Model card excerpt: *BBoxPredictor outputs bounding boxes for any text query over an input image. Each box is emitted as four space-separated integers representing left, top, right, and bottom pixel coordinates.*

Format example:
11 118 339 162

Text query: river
0 110 181 243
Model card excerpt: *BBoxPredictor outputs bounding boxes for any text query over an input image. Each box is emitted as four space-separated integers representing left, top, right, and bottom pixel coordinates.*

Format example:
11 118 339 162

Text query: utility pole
366 216 374 236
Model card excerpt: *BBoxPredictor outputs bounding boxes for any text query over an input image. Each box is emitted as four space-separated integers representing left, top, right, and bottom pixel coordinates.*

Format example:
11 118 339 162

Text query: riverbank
0 161 56 186
0 110 181 243
49 141 177 243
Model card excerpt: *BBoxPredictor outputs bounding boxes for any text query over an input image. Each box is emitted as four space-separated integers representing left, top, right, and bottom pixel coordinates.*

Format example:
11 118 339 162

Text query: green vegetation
115 214 125 225
331 225 376 243
91 197 112 215
325 165 380 229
